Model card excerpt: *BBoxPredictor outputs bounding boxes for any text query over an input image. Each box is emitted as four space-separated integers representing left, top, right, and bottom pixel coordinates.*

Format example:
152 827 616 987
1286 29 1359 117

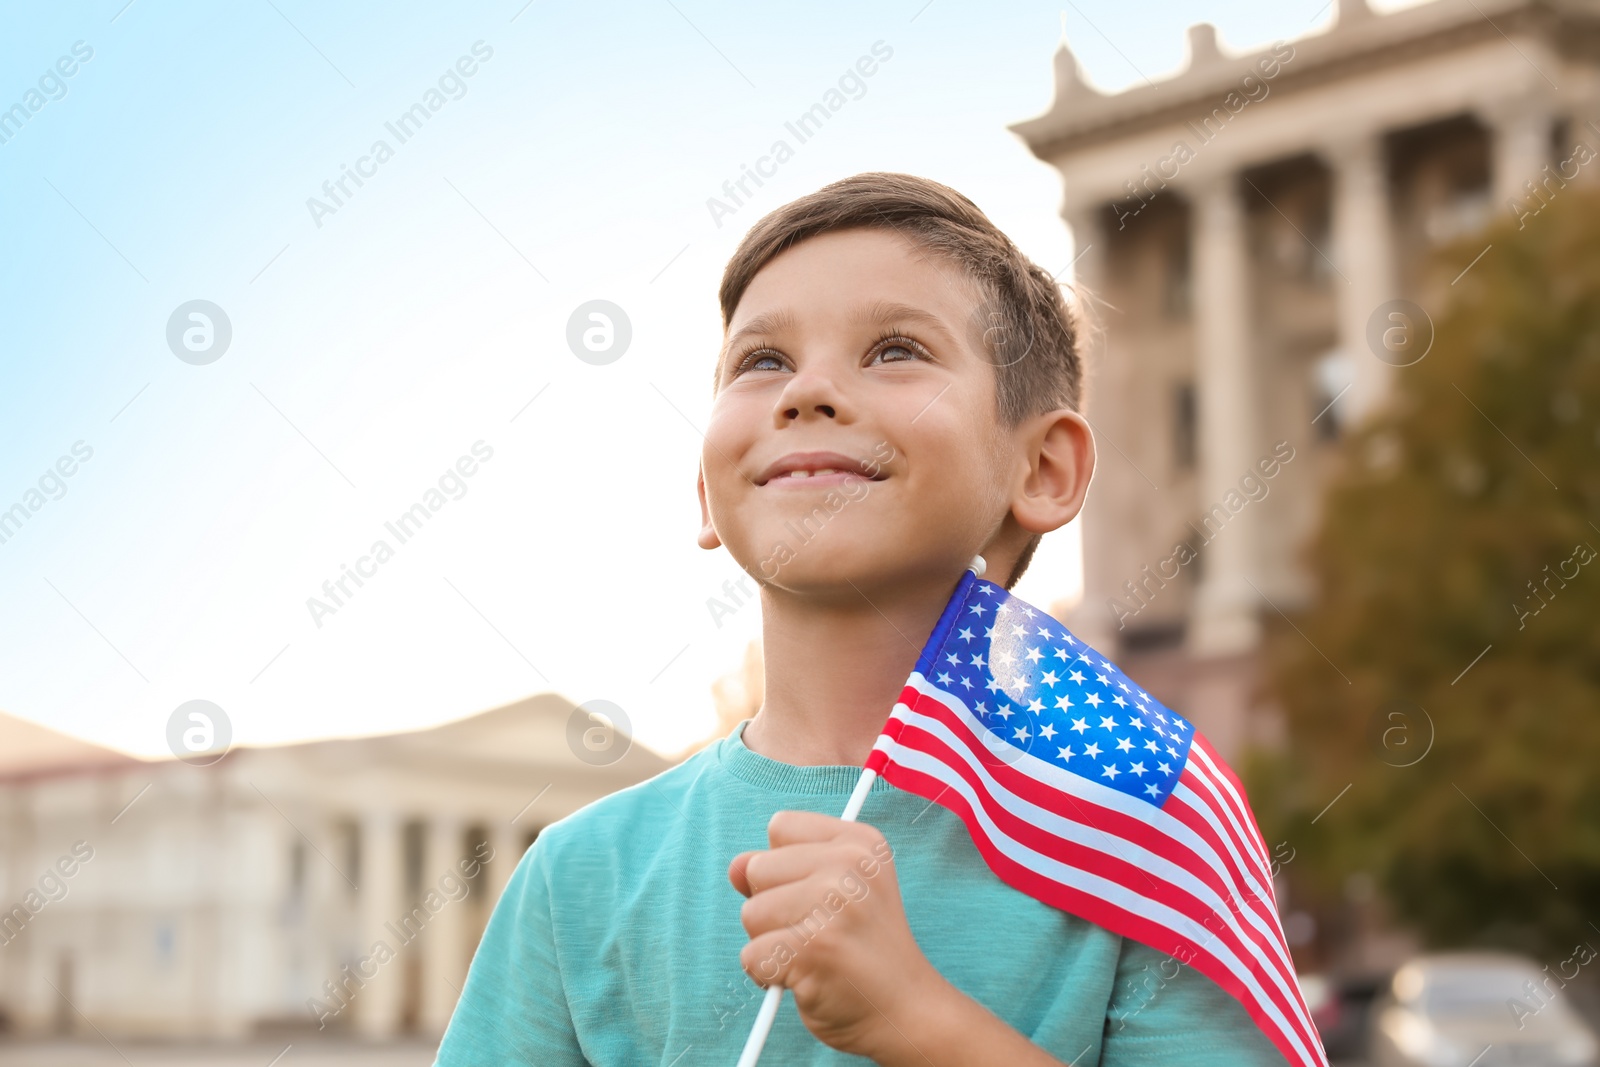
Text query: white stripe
882 691 1318 1063
897 677 1320 1055
902 675 1304 1010
896 677 1319 1051
876 725 1318 1067
1189 740 1273 868
1170 779 1280 922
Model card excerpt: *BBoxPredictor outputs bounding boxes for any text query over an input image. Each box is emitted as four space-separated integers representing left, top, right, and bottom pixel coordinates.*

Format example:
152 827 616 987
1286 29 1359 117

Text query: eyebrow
719 300 960 374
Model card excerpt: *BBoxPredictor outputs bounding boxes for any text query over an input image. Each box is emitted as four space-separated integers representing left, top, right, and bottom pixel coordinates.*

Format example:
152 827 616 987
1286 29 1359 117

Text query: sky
0 0 1422 760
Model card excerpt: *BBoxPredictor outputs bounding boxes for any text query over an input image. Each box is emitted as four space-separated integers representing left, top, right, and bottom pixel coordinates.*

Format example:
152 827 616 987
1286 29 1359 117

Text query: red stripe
882 689 1322 1065
899 690 1298 990
1189 733 1273 868
876 749 1322 1067
888 706 1307 1039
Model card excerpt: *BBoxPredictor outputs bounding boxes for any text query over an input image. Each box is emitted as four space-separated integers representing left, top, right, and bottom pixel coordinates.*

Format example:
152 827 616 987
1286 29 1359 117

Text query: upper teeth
788 467 838 478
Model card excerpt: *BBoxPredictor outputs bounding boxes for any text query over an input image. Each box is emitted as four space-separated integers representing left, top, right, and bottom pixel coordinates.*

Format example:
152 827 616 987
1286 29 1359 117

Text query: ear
1009 409 1096 535
696 465 722 550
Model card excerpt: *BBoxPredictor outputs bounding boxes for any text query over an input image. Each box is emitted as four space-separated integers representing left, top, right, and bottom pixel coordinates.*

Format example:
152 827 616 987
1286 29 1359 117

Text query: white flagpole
735 765 880 1067
734 556 984 1066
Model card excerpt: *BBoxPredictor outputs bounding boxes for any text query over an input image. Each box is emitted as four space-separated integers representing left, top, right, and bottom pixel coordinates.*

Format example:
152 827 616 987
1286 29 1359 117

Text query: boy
435 172 1288 1064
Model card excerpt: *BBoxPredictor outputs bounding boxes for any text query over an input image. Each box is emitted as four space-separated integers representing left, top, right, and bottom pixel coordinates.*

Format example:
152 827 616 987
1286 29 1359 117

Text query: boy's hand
727 810 943 1059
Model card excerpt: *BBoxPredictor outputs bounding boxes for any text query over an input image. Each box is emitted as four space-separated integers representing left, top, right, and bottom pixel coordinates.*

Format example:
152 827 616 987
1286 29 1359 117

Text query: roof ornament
1184 23 1224 72
1052 12 1100 103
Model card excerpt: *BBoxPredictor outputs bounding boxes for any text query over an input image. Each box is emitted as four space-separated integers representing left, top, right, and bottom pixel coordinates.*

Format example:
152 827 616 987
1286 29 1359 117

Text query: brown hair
715 171 1087 587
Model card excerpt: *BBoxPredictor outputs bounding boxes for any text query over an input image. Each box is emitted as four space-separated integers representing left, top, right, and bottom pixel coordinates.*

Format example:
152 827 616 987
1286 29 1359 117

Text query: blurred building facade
0 697 668 1040
1013 0 1600 760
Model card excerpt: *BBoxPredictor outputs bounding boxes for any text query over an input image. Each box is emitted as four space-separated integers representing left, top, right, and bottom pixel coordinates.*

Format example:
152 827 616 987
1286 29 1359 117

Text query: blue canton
926 577 1196 807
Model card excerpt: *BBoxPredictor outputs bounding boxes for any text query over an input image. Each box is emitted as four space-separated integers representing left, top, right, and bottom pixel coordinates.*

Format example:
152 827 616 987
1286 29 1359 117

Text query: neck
741 577 961 767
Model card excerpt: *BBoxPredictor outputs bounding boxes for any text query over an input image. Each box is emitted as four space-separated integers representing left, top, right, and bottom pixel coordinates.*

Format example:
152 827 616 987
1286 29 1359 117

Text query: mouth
755 450 888 488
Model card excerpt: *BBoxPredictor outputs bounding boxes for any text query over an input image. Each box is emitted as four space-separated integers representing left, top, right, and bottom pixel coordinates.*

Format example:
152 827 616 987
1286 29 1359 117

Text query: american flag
864 570 1325 1067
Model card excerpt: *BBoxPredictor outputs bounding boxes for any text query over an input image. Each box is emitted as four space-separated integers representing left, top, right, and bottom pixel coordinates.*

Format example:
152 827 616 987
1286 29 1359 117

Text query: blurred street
0 1040 437 1067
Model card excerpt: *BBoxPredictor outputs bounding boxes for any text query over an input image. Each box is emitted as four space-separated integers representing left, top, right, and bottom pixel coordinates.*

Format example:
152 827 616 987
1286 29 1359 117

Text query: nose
774 366 844 425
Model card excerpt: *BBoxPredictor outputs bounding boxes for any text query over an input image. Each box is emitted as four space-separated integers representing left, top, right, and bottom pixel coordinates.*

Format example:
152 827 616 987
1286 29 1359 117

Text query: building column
1188 172 1260 658
1481 96 1556 215
1324 131 1398 426
421 816 466 1035
356 810 405 1040
1061 202 1120 654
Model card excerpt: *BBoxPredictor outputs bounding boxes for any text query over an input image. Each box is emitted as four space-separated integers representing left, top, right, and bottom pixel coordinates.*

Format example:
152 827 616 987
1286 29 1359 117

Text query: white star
1025 647 1043 663
986 677 1004 694
994 705 1014 720
1077 652 1094 664
1053 647 1070 661
1128 717 1145 731
958 627 975 643
1101 764 1120 780
970 653 987 669
975 701 990 717
1028 698 1044 714
959 676 974 690
1083 742 1102 759
946 653 960 666
1115 737 1134 753
1069 670 1086 685
1084 693 1103 708
1036 625 1053 639
1144 783 1162 798
994 648 1016 666
1011 623 1027 638
1129 762 1148 777
1095 673 1110 686
1157 762 1172 775
937 671 953 685
1098 715 1117 731
1117 680 1131 693
1144 740 1160 753
1099 658 1114 670
1056 746 1074 761
1040 669 1061 687
1013 725 1030 742
1166 745 1179 759
1054 695 1074 711
1022 605 1037 619
968 604 987 616
1070 718 1089 734
1039 723 1057 740
1112 695 1127 707
1063 633 1078 645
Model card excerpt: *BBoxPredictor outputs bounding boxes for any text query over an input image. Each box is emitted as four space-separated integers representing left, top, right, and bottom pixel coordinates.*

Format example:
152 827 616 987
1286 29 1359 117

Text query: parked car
1301 970 1389 1061
1370 952 1598 1067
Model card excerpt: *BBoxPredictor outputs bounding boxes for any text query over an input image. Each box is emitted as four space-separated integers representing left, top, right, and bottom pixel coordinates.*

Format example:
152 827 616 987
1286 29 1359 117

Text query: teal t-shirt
435 718 1287 1065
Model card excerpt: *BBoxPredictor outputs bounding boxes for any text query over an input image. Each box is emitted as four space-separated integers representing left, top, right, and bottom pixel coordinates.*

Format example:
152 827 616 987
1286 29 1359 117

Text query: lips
755 450 887 487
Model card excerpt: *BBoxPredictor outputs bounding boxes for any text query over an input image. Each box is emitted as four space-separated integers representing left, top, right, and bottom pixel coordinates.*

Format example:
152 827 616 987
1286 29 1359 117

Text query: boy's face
697 227 1016 597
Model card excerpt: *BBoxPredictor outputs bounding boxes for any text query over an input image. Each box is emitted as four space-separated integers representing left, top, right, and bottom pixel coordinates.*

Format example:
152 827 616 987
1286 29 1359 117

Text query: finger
739 873 853 940
766 809 856 848
743 842 840 895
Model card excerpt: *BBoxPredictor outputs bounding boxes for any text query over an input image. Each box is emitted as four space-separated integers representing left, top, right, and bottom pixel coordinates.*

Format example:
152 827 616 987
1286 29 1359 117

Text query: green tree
1255 185 1600 956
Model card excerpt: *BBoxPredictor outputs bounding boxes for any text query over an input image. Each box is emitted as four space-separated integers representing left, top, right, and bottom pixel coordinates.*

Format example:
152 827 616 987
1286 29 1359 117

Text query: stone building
1012 0 1600 758
0 696 668 1040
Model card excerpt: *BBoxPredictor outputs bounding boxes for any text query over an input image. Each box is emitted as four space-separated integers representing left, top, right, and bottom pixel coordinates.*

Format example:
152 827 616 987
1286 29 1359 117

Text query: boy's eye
734 350 786 374
870 337 926 365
